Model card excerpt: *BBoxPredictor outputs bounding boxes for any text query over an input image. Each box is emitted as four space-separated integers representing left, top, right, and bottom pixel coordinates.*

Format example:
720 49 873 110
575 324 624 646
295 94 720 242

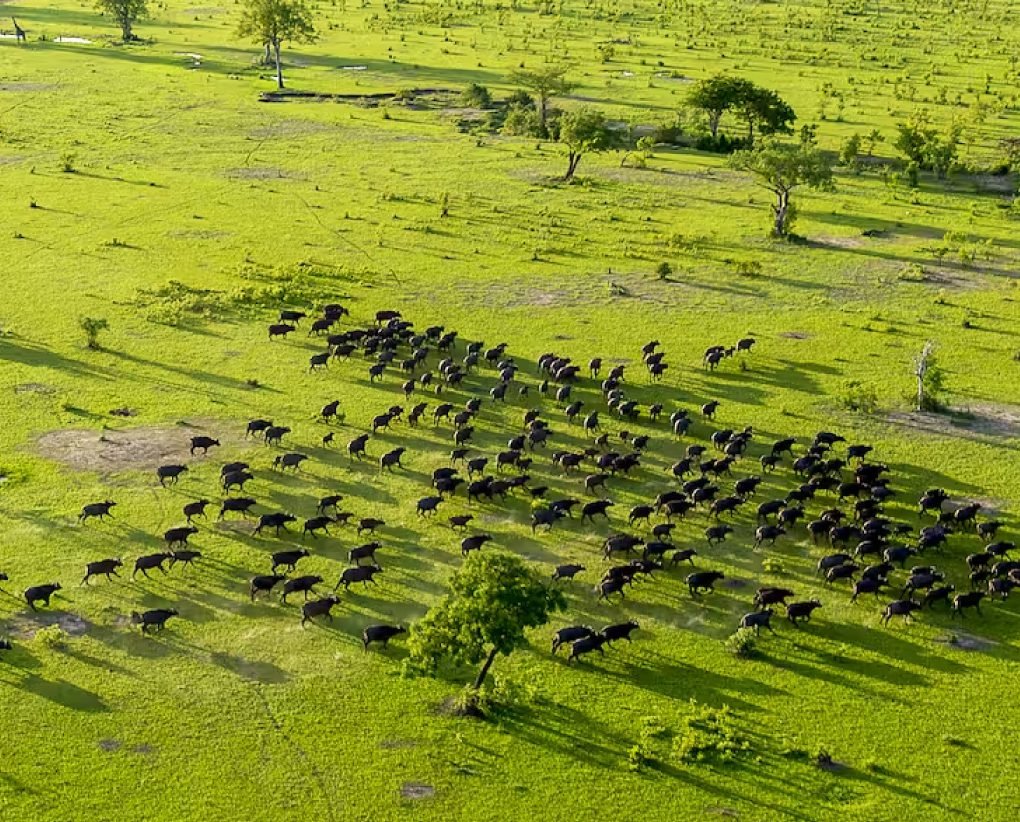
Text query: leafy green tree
558 107 618 181
79 317 109 350
839 133 862 170
737 87 796 143
894 113 962 179
863 128 884 157
728 139 834 238
407 552 565 694
237 0 317 90
687 75 756 138
508 66 575 135
95 0 147 41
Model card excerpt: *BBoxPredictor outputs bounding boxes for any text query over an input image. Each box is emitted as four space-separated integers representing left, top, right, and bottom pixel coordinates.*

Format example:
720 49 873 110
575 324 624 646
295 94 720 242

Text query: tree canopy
95 0 148 41
407 552 565 693
558 107 619 181
237 0 317 90
687 75 757 138
687 75 796 146
728 138 834 237
508 65 575 135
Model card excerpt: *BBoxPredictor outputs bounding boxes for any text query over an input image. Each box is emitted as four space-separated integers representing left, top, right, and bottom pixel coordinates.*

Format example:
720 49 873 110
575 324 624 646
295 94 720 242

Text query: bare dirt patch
400 783 435 800
0 82 58 93
938 633 996 652
886 404 1020 443
10 612 92 640
779 331 812 340
225 166 306 181
814 234 865 250
36 420 221 475
97 739 122 752
14 382 56 395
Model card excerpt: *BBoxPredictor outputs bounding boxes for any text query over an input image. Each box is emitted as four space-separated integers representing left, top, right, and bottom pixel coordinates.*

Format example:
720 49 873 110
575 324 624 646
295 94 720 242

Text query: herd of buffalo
1 302 1013 668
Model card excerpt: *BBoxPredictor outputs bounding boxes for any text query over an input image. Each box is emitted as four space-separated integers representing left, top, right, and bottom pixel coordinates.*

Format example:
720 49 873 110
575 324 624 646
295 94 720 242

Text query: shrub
501 103 543 138
655 261 673 280
839 380 879 413
459 83 492 108
674 702 751 764
724 628 758 659
34 625 68 649
60 152 77 173
733 260 763 277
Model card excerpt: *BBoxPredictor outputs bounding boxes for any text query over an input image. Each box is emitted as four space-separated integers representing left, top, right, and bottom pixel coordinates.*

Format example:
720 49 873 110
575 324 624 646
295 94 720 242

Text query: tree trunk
563 152 581 181
274 40 284 89
538 94 548 134
772 190 789 236
916 341 934 412
709 112 721 139
473 646 499 690
263 43 272 66
121 18 133 41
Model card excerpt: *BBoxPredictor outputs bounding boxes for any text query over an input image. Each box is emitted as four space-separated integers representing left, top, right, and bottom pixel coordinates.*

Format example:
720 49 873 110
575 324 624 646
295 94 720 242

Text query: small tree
407 552 565 705
237 0 317 90
839 133 862 170
728 139 834 238
79 317 109 350
558 107 617 181
508 66 574 136
863 128 884 157
915 341 947 412
95 0 148 41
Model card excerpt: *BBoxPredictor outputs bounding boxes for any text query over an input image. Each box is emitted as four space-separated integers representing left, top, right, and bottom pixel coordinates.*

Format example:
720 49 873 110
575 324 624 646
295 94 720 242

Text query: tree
915 341 947 412
558 107 618 181
687 75 756 139
237 0 316 90
728 139 834 238
407 552 565 700
894 112 962 179
79 317 109 350
507 65 574 135
737 86 796 143
95 0 148 41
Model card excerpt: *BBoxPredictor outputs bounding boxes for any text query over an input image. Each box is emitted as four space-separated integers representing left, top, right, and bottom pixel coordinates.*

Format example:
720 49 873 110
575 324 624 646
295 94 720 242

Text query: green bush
459 83 492 108
674 701 751 764
839 380 879 413
724 628 758 659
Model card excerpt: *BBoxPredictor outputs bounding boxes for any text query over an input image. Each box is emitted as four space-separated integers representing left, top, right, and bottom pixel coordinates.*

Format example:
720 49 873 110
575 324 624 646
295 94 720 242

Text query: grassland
2 0 1020 819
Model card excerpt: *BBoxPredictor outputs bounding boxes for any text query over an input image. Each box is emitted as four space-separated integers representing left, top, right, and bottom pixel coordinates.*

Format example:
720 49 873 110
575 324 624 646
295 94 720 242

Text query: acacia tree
96 0 148 41
728 138 834 238
687 75 756 138
558 107 617 181
407 552 565 700
508 65 574 135
237 0 316 90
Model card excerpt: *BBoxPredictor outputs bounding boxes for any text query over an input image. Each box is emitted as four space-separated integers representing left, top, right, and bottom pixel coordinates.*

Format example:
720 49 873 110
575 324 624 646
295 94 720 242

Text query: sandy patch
886 404 1020 443
9 612 92 640
36 421 220 474
53 37 92 44
14 382 56 395
0 82 57 92
400 783 435 800
225 166 306 180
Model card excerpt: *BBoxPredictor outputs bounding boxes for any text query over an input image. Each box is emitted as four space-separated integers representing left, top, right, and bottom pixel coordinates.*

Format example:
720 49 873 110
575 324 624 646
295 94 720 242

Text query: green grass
2 0 1020 819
